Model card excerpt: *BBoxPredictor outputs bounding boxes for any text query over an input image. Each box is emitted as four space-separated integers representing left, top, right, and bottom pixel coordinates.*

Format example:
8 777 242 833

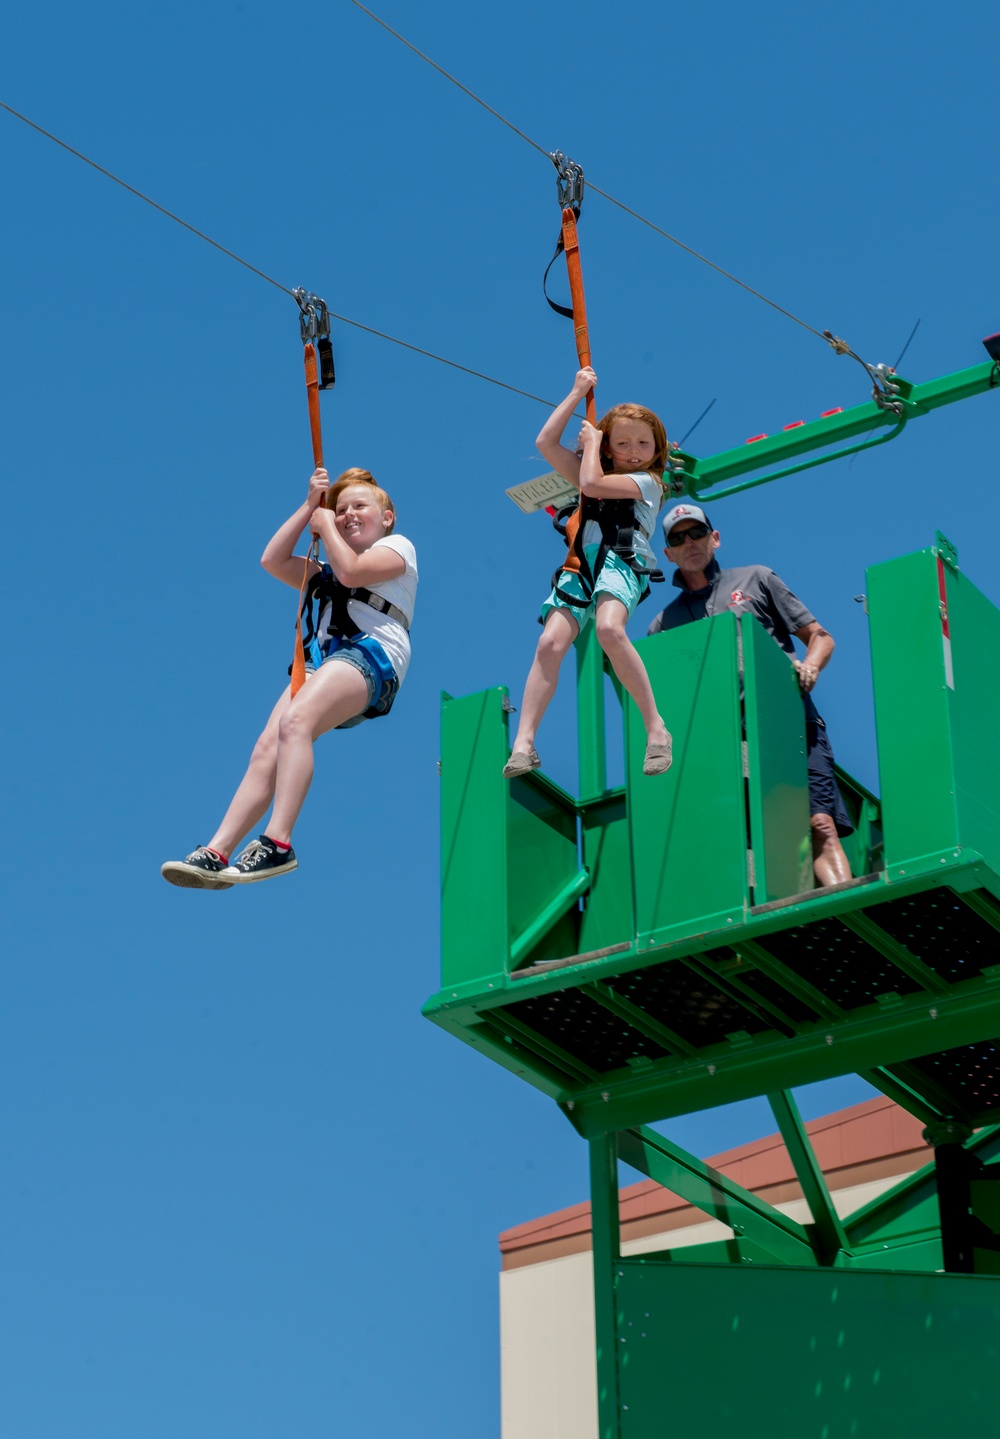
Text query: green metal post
589 1132 622 1439
576 623 607 802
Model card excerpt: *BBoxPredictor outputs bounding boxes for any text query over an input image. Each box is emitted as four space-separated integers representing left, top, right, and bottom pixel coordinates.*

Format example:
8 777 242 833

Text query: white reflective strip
943 634 955 690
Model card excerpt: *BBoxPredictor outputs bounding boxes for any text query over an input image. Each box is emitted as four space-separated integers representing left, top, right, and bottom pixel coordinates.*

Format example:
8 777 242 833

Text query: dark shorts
807 720 854 836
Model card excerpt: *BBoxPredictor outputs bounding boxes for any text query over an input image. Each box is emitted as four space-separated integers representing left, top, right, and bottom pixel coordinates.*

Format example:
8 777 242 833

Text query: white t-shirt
320 535 418 683
580 472 664 568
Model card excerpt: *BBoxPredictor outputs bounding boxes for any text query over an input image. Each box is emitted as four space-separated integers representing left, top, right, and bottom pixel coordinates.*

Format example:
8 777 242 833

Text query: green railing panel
869 544 1000 878
440 688 511 988
948 572 1000 876
868 546 961 874
614 1261 1000 1438
627 615 748 949
742 614 812 902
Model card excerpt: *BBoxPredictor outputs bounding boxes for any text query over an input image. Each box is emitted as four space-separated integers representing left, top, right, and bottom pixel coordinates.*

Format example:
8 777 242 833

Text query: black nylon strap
542 230 574 320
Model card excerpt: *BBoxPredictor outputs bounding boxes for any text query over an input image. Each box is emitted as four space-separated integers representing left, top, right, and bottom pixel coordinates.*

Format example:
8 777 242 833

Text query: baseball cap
662 503 713 542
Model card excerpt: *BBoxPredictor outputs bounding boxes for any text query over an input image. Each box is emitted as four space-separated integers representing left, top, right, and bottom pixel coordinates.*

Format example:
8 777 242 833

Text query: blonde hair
325 468 396 534
597 403 670 481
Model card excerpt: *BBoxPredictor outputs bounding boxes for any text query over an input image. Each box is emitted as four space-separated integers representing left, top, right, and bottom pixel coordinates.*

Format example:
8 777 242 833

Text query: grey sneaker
161 847 234 890
221 835 298 884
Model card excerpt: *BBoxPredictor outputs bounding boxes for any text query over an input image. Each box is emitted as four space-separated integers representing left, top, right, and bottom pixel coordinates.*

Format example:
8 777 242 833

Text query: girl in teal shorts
503 366 673 779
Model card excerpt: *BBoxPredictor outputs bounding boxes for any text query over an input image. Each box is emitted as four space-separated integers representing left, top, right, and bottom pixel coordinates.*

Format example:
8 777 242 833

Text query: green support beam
589 1134 622 1439
618 1123 817 1265
670 358 998 502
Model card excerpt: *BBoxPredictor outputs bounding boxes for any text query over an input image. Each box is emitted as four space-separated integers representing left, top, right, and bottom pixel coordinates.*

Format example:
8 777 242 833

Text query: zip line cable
346 0 833 346
0 97 558 410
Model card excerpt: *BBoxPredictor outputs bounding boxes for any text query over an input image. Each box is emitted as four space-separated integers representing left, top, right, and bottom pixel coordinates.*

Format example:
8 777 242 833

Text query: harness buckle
293 288 336 389
549 151 585 215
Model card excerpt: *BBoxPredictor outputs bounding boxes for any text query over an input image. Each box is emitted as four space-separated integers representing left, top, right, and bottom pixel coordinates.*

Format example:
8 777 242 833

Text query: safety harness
543 154 663 610
549 496 663 612
299 565 410 653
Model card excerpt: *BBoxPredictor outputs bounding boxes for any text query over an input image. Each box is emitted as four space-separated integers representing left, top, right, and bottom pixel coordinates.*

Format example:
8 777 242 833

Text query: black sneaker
161 847 234 890
221 835 298 884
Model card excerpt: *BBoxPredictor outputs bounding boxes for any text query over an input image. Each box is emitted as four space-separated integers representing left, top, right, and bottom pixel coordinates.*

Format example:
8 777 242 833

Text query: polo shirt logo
730 590 746 603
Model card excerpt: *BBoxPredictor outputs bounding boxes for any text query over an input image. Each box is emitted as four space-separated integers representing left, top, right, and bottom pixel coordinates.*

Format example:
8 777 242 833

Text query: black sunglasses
667 522 712 546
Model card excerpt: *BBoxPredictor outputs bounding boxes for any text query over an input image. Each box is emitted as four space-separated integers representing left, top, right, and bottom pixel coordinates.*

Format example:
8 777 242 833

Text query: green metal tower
427 356 1000 1437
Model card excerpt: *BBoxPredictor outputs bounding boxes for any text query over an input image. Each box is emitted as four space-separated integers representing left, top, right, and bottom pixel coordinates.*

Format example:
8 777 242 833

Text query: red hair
598 403 670 480
324 468 396 534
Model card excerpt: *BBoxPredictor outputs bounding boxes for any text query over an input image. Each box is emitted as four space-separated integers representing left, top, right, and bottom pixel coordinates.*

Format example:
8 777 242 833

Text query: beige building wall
499 1098 932 1439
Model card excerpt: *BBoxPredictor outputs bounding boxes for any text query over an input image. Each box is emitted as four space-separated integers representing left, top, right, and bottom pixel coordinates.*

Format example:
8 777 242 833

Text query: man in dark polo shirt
647 503 853 888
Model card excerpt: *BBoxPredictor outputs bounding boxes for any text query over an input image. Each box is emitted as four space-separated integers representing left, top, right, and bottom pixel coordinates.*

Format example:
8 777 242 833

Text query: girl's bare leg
509 608 580 756
594 596 670 745
206 684 293 859
266 661 370 844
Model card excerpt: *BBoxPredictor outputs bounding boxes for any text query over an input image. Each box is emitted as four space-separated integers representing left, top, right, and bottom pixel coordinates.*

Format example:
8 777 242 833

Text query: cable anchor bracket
869 361 905 416
823 330 904 416
292 287 336 389
549 151 585 215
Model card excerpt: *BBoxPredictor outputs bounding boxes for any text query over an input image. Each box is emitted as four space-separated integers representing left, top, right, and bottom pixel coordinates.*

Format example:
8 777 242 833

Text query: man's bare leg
811 812 852 887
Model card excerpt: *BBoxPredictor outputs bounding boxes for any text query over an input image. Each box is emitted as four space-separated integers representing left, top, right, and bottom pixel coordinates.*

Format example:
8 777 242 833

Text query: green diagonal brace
510 867 591 967
767 1089 849 1262
618 1123 817 1265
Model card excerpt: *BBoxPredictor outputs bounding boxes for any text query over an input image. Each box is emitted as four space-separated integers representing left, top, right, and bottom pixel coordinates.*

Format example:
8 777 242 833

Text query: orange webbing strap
304 341 324 469
290 561 311 696
290 342 326 695
559 206 595 575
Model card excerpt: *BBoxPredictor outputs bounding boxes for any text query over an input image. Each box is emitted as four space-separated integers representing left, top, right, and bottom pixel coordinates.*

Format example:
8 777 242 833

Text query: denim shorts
540 545 648 628
305 632 400 727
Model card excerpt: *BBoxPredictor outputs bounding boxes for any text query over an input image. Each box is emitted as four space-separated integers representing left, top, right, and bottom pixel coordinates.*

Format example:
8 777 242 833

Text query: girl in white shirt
162 467 417 888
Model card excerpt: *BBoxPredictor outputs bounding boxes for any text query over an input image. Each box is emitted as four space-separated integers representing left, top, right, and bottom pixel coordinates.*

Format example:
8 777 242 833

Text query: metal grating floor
759 917 922 1010
491 887 1000 1096
900 1039 1000 1113
607 962 771 1047
870 889 1000 982
502 989 669 1075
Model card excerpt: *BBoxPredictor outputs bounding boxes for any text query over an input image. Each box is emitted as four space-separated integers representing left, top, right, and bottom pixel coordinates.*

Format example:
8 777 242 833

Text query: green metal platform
427 539 1000 1140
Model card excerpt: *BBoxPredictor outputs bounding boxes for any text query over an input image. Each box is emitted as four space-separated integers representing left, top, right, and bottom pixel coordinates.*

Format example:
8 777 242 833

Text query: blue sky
3 1 999 1434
